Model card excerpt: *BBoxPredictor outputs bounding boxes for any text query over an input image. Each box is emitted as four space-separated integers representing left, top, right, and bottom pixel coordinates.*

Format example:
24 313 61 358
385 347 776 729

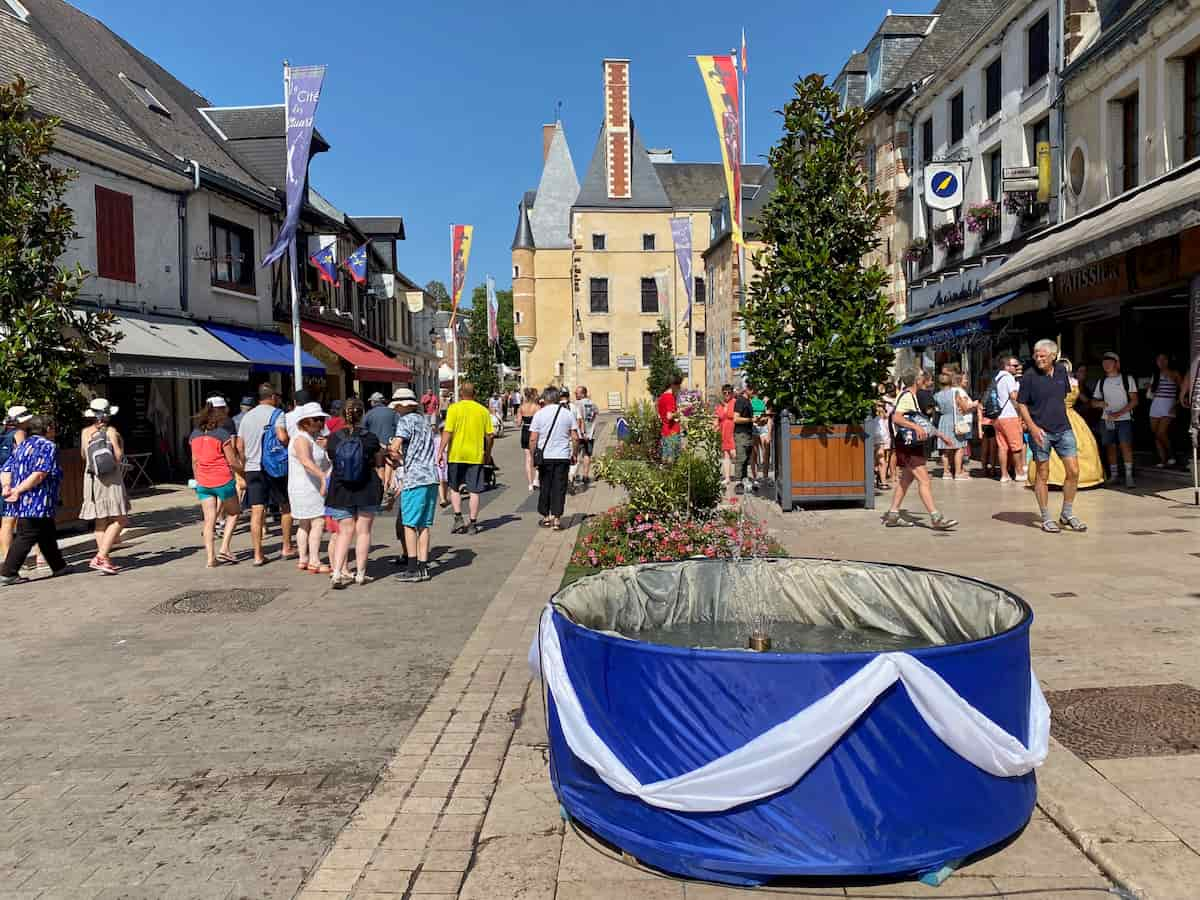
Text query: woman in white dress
287 402 331 574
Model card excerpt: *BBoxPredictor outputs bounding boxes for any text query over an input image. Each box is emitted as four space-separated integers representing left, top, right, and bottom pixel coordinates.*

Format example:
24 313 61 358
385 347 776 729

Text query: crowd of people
878 344 1200 532
0 379 605 589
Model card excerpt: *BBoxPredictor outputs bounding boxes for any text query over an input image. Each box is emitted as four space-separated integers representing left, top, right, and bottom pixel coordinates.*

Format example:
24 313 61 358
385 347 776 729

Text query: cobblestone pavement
0 427 542 899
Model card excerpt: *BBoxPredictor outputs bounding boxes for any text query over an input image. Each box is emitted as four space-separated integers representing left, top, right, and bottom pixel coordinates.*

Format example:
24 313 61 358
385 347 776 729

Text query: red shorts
993 418 1024 453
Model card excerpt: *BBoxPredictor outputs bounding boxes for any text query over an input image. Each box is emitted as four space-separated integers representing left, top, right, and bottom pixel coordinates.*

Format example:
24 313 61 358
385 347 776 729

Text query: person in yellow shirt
437 383 495 535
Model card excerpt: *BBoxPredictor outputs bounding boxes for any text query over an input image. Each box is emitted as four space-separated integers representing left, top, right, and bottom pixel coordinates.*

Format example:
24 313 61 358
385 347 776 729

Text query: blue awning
889 291 1021 349
203 323 325 375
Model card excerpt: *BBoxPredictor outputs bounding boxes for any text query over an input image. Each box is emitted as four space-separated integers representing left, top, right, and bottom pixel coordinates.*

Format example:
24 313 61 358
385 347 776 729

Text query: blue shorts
196 480 237 503
326 505 378 521
1031 429 1077 463
400 484 438 529
1100 420 1134 447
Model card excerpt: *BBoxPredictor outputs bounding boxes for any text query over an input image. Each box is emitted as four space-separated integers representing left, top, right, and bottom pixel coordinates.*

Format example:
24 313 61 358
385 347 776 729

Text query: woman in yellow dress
1028 358 1105 489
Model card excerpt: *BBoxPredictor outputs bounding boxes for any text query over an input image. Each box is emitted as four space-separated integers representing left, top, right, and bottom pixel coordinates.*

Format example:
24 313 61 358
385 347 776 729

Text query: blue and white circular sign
923 163 964 210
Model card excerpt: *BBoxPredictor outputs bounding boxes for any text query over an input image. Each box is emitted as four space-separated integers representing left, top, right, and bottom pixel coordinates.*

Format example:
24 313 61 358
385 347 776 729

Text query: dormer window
865 43 882 100
3 0 29 20
118 73 170 117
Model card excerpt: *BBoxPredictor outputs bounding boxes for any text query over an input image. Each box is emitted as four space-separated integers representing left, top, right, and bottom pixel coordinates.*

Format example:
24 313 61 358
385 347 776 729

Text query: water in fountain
633 619 934 653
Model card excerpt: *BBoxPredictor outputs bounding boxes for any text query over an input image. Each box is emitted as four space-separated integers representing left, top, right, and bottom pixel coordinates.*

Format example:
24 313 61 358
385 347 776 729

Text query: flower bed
568 504 784 577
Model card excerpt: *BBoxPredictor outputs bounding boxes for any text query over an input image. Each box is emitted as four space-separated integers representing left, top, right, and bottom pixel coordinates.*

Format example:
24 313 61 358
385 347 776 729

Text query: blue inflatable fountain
533 557 1048 886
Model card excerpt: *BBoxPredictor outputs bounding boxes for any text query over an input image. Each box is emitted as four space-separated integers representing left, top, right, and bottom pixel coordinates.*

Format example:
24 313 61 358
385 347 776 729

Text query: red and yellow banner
696 55 742 246
449 224 473 327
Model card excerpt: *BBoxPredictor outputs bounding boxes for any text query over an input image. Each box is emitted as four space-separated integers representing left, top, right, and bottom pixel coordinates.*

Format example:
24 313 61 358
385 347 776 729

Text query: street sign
730 351 751 370
1003 166 1038 179
1002 176 1039 192
615 354 637 370
674 355 691 375
923 163 964 211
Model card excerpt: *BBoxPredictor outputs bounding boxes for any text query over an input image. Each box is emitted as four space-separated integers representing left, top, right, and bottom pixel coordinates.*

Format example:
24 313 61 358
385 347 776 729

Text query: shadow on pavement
480 514 520 532
991 511 1042 529
429 546 476 576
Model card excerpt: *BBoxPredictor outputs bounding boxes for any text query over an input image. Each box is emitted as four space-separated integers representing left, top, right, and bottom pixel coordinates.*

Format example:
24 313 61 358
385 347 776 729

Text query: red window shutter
95 186 136 283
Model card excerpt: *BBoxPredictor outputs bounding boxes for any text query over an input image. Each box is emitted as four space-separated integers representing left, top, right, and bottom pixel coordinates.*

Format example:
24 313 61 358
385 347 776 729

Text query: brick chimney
543 124 556 163
603 59 631 200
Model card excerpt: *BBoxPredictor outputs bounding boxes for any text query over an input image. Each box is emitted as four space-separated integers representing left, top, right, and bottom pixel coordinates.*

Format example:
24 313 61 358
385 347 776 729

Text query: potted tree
743 74 894 510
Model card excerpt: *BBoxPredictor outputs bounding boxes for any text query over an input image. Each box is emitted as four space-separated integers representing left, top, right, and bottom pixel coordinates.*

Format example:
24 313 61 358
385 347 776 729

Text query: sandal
539 517 553 528
217 552 238 565
308 564 332 575
253 557 269 567
296 561 309 571
1058 515 1087 532
1040 519 1061 533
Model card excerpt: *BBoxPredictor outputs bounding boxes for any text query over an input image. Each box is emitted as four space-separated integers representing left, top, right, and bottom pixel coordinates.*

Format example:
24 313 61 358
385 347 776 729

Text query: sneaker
1125 472 1135 488
467 521 479 536
1168 457 1178 466
955 474 971 481
354 571 373 586
451 514 466 534
1106 471 1121 484
1059 515 1088 532
999 477 1012 484
417 563 431 583
528 484 535 493
0 574 29 587
882 511 914 528
94 557 120 575
930 513 958 530
532 481 540 490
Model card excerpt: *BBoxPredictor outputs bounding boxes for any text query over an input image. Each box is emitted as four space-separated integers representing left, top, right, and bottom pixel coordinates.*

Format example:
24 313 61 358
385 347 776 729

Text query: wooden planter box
55 453 84 526
775 412 874 510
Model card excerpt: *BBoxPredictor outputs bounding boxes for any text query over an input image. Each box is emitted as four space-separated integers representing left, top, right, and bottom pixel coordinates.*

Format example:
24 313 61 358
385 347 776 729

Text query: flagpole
741 32 748 166
282 61 303 393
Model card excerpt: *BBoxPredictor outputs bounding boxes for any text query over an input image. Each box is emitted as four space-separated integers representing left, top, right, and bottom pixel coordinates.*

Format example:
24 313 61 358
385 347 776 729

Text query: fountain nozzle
748 632 772 652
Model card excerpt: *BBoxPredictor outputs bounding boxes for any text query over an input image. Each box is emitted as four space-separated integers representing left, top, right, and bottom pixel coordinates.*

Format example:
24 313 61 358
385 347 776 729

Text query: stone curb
1034 736 1195 900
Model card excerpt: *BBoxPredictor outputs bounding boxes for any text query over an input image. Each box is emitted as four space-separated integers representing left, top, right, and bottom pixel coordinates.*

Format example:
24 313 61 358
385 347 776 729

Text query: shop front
982 158 1200 455
299 320 413 404
203 322 327 402
98 311 250 481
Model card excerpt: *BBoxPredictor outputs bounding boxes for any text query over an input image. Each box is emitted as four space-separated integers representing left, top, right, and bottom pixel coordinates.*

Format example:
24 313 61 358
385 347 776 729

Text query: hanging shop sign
924 164 964 211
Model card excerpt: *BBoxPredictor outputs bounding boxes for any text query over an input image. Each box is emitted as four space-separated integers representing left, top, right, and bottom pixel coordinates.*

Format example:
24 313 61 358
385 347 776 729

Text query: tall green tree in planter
0 78 117 422
743 75 895 425
646 318 681 399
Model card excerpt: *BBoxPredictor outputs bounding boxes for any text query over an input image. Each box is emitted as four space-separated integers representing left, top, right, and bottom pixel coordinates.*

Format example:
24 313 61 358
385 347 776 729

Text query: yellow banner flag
696 55 742 246
449 224 473 327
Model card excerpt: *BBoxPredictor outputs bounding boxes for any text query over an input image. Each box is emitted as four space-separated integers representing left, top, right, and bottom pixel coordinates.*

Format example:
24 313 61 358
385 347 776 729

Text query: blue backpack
261 409 288 478
333 430 366 484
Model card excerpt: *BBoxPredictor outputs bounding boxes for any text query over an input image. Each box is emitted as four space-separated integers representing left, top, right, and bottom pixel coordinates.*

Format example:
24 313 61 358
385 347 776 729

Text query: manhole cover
1046 683 1200 760
151 587 284 615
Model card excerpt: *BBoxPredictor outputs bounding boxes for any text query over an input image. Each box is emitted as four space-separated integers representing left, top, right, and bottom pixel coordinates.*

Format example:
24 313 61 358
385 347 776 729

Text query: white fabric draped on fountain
530 605 1050 814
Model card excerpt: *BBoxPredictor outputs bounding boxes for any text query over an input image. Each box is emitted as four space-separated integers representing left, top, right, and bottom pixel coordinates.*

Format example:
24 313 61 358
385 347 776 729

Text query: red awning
301 321 413 382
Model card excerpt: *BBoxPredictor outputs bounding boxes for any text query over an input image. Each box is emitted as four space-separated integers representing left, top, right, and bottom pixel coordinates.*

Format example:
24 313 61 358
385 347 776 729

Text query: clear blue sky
75 0 911 295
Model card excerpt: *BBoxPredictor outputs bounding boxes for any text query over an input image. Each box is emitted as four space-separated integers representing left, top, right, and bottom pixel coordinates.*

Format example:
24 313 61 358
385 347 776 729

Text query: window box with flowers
932 221 964 254
966 201 1001 244
904 237 931 270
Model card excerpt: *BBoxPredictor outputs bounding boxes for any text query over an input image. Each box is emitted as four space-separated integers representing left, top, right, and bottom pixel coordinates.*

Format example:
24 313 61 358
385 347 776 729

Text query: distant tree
0 78 117 423
424 279 452 312
646 319 682 398
494 286 520 368
464 285 500 401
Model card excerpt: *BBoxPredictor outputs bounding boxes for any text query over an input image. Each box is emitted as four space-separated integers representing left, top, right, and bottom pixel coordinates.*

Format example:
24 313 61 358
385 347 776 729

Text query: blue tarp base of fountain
540 557 1039 886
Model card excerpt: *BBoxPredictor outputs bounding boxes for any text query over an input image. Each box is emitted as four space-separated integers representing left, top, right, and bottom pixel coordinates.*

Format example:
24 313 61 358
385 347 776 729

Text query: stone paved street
0 429 541 899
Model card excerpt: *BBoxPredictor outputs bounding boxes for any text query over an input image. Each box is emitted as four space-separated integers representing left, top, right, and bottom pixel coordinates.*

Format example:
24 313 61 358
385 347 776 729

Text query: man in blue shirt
1 416 67 584
1017 339 1086 534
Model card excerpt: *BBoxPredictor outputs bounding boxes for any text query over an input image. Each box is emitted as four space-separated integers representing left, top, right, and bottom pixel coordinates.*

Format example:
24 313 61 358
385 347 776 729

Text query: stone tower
511 197 536 382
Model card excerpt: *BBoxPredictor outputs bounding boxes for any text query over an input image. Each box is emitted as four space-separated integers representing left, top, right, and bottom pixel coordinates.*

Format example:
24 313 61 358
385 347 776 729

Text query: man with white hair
1017 339 1086 533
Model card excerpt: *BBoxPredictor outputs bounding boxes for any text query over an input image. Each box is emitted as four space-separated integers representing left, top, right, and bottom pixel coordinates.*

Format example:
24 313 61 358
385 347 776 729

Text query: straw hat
390 387 419 408
293 401 329 422
83 397 118 418
5 405 32 425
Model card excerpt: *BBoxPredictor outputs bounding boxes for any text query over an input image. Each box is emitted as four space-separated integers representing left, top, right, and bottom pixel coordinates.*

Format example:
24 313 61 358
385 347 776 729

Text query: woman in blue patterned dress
0 416 67 585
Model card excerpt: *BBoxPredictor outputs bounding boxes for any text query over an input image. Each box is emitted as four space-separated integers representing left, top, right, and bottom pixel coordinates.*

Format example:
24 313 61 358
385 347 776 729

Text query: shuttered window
95 186 136 283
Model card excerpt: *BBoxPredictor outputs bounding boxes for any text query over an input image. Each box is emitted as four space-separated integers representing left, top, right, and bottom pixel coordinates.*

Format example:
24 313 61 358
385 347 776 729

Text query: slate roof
655 162 768 211
197 105 330 191
21 0 275 196
0 12 156 156
529 121 579 249
350 216 406 239
875 13 938 36
892 0 1007 89
511 198 535 251
574 120 672 209
836 52 868 80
